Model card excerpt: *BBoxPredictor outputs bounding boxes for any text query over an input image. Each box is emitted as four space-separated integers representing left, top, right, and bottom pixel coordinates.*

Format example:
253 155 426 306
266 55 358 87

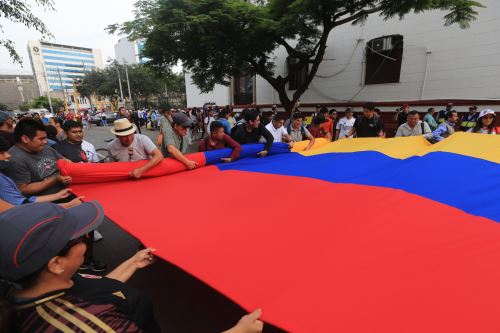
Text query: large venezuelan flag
65 133 500 333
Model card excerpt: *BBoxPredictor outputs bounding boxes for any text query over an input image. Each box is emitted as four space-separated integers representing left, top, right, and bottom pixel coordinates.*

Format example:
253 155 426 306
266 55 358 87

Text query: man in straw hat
107 118 163 179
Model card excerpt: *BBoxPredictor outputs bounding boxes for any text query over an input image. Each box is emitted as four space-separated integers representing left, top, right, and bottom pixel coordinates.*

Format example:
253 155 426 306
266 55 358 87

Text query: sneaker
79 260 107 273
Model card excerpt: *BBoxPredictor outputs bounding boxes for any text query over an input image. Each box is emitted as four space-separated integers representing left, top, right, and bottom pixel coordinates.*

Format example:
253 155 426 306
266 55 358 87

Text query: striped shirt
13 274 160 332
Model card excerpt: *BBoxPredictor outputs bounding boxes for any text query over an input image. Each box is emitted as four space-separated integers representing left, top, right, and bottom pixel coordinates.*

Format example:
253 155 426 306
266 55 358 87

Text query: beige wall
0 75 40 110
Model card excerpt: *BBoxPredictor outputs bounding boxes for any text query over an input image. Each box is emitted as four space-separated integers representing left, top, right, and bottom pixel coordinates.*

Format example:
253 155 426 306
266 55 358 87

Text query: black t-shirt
13 273 160 332
53 140 88 163
232 123 274 152
0 130 15 148
397 112 408 126
354 116 384 138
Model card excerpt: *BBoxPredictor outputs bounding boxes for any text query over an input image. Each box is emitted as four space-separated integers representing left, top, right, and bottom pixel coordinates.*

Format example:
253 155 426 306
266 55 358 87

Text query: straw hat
111 118 137 136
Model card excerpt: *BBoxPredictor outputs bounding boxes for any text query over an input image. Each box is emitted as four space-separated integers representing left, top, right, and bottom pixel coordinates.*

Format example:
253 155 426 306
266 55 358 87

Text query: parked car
90 111 115 125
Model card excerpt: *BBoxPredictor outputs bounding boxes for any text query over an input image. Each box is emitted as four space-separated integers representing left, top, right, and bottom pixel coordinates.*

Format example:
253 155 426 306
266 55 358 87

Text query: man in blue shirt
217 108 233 135
432 110 459 142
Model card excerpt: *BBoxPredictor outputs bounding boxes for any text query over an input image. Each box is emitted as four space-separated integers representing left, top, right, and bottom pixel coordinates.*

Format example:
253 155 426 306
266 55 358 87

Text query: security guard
460 106 479 131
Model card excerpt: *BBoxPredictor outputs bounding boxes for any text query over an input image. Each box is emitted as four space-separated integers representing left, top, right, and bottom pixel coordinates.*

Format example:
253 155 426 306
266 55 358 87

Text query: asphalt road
82 124 285 332
83 123 198 153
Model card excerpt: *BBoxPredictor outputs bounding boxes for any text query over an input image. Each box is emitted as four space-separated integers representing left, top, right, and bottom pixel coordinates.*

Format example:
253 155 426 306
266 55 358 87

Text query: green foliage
77 63 180 105
0 0 55 64
109 0 483 110
30 96 63 110
0 102 7 111
18 102 31 112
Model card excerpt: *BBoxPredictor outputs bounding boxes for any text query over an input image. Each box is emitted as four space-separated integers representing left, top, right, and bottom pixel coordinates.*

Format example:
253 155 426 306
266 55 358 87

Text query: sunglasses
483 115 494 119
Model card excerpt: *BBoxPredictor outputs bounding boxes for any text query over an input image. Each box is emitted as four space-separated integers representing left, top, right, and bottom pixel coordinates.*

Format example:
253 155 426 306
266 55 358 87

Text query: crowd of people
0 100 496 332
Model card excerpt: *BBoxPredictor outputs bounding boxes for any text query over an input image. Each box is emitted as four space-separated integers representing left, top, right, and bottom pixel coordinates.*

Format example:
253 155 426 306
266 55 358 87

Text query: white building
27 40 104 110
114 37 147 65
186 0 500 112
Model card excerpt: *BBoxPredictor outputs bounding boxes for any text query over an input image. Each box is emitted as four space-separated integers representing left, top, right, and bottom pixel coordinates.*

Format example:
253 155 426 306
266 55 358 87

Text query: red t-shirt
320 118 333 136
198 134 242 160
309 126 328 139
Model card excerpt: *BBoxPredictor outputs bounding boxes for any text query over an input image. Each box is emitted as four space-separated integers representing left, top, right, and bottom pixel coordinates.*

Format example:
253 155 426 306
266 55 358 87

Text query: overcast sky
0 0 137 74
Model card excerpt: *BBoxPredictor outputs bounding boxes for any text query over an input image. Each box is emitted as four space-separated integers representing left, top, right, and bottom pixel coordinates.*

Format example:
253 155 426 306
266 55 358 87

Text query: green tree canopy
76 62 177 109
1 0 54 64
108 0 484 111
30 95 63 111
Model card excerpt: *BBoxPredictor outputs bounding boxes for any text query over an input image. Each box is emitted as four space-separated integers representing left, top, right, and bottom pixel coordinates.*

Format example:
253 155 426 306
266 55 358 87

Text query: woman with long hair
469 109 497 134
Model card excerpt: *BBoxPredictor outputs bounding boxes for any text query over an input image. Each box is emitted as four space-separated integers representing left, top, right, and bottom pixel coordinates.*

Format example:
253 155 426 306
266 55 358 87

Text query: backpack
287 123 307 140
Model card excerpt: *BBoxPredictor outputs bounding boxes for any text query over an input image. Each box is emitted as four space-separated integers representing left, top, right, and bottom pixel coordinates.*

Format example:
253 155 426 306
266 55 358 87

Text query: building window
287 57 308 91
233 72 254 105
365 35 403 85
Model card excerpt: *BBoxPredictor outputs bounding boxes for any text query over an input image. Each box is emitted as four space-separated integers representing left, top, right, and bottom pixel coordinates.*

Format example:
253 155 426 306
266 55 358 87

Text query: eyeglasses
483 115 494 119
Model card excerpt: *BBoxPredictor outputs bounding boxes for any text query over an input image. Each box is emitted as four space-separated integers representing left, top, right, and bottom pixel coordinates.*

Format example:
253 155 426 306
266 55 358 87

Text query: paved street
82 124 284 332
83 123 198 154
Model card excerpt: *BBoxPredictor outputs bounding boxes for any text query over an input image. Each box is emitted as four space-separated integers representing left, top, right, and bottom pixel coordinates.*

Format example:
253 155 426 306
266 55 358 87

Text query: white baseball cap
479 109 496 119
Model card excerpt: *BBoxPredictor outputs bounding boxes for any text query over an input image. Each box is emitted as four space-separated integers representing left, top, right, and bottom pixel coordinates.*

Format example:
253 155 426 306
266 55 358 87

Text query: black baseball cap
172 112 193 127
0 201 104 281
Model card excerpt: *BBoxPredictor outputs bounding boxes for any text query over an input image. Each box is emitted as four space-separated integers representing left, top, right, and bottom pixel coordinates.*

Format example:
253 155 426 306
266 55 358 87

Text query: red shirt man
198 121 242 162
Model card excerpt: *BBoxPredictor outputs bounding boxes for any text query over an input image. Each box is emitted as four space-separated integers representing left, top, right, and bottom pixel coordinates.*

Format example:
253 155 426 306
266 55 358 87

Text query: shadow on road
94 217 286 333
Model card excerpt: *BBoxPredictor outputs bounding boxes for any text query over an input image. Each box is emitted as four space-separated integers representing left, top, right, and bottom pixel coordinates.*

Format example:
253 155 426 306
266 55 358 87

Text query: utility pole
57 67 68 113
123 59 133 108
81 60 93 110
117 69 124 103
72 80 81 111
40 62 53 113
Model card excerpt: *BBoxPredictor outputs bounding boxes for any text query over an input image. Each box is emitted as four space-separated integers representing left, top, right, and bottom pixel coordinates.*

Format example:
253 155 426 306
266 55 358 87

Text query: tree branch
333 6 384 27
277 38 309 59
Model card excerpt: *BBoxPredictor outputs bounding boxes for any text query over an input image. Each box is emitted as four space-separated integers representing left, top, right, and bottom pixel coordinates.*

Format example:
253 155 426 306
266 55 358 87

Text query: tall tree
108 0 483 112
0 0 55 64
30 95 63 110
77 63 168 109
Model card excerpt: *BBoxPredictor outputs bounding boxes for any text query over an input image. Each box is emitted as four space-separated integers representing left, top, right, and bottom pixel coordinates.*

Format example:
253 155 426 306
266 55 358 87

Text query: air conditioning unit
371 36 393 52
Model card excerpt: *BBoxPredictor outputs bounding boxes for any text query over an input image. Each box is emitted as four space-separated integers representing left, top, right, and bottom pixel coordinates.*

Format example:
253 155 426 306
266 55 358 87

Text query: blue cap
0 111 12 123
0 201 104 281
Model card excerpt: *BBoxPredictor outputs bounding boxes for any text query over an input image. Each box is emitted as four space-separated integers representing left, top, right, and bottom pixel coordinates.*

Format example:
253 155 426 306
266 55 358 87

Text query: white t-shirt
107 134 158 162
81 140 99 163
264 122 288 143
467 127 496 135
204 116 215 134
336 117 356 139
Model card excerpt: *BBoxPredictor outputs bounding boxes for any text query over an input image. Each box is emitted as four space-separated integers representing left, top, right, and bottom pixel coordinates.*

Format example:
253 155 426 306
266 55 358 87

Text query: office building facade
27 40 104 110
115 37 147 65
186 0 500 112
